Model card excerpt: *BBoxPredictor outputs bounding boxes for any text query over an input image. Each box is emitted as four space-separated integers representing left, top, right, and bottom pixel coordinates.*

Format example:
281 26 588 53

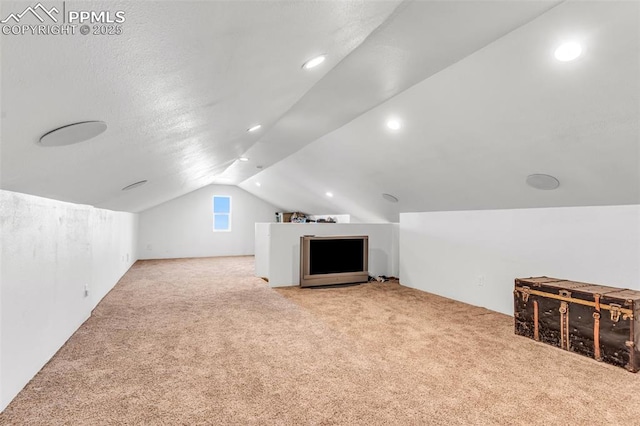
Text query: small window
213 196 231 231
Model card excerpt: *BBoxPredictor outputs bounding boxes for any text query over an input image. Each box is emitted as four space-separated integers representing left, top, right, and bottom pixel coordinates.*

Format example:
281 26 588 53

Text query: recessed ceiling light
382 193 399 203
239 157 249 162
122 180 147 191
325 192 333 197
554 42 582 61
302 55 326 70
526 174 560 190
39 121 107 147
255 182 261 187
248 124 262 132
386 119 401 130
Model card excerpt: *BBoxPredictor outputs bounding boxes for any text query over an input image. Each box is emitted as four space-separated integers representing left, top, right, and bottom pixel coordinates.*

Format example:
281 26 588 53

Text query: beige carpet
1 256 639 425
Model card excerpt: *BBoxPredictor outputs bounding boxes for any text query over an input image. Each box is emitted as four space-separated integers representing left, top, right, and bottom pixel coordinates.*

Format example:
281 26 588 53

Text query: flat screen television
300 235 369 287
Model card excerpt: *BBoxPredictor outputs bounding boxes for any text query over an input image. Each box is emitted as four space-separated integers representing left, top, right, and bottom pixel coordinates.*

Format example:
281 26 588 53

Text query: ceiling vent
122 180 148 191
526 174 560 190
39 121 107 147
382 193 399 202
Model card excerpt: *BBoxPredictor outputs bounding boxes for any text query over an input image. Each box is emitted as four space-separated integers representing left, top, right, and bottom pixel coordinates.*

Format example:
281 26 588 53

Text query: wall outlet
478 275 485 287
84 283 89 297
146 244 152 251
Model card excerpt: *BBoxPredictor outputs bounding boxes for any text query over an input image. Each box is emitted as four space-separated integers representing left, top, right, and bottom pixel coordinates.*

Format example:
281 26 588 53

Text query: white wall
0 190 138 412
255 223 270 279
138 184 278 260
400 205 640 316
259 223 399 287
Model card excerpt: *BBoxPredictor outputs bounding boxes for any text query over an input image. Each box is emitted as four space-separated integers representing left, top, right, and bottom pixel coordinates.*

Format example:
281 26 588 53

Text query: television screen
309 238 365 275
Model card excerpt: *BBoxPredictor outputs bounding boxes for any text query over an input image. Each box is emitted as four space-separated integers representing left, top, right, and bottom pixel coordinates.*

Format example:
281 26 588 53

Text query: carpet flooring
1 256 639 425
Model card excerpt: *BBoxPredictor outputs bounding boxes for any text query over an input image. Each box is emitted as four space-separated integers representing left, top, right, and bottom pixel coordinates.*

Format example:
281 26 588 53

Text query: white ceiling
219 0 561 183
2 1 638 222
1 0 400 211
239 0 640 222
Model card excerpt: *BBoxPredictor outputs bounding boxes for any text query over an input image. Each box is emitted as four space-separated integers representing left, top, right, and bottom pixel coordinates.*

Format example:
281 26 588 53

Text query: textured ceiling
2 1 638 221
239 0 640 222
1 0 401 211
219 0 561 184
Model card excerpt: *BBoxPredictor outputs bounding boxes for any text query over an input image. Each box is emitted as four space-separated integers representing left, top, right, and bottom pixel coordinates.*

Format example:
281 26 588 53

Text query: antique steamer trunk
514 277 640 372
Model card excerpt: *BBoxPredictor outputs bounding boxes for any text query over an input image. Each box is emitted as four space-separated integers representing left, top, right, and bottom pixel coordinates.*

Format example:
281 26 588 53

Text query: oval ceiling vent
526 174 560 190
382 193 399 203
40 121 107 147
122 180 148 191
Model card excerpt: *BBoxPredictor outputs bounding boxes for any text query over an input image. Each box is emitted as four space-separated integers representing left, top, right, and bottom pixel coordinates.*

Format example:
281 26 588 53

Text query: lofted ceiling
2 1 639 222
1 0 401 211
239 0 640 222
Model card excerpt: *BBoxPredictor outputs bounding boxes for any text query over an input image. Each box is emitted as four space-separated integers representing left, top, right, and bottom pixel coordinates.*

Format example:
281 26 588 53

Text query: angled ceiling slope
0 0 401 212
219 0 561 183
240 1 640 222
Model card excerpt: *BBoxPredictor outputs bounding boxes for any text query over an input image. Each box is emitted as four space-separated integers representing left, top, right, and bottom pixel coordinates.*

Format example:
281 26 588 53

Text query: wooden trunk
514 277 640 372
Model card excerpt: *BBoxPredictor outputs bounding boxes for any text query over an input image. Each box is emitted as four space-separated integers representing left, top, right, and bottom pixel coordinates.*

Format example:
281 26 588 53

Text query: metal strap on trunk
514 286 634 319
559 301 570 350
